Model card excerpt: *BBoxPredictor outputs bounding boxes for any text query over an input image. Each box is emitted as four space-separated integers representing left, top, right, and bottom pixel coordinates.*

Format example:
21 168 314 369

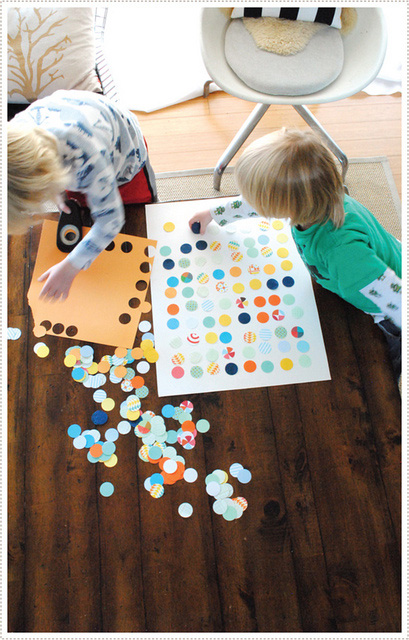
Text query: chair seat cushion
225 19 344 96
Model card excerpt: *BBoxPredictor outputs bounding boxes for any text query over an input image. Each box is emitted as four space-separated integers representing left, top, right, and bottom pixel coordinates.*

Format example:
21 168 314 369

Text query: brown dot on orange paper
65 325 78 337
121 241 133 253
52 323 64 334
119 314 131 324
128 297 141 309
135 280 148 291
167 304 179 316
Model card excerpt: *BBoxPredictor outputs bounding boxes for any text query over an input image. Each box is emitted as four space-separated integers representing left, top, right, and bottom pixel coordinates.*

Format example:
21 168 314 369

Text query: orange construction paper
27 220 157 348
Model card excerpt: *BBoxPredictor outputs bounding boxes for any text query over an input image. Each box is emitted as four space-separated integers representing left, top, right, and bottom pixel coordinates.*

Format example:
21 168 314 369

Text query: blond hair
7 122 69 235
235 128 345 228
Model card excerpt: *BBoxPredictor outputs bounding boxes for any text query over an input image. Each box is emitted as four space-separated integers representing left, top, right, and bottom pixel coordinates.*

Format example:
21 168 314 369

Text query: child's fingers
38 269 50 282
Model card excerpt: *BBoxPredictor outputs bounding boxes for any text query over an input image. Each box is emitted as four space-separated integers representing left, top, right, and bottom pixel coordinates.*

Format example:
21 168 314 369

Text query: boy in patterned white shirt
190 129 402 378
8 90 152 301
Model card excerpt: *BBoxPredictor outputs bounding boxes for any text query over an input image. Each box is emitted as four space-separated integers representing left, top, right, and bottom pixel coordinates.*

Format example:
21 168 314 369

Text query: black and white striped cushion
231 7 342 29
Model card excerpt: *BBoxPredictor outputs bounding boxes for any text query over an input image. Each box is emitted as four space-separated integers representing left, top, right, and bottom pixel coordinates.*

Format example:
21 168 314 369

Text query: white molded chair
201 8 387 190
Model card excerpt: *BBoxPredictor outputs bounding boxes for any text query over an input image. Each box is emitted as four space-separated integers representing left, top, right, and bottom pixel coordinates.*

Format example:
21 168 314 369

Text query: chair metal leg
213 103 270 190
293 104 349 188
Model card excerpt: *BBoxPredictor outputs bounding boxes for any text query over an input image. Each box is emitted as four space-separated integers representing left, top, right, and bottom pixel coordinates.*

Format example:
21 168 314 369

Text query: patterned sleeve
359 267 402 328
209 197 260 226
65 153 125 271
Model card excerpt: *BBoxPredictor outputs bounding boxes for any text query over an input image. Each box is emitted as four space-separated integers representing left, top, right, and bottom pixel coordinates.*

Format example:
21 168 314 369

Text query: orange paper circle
167 304 179 316
257 312 270 323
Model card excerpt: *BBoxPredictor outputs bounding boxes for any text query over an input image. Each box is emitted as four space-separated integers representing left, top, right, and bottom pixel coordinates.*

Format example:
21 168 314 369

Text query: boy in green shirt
190 129 401 379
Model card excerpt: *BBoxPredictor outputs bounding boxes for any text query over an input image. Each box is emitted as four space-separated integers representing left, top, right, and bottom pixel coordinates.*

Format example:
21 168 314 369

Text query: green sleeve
327 241 389 312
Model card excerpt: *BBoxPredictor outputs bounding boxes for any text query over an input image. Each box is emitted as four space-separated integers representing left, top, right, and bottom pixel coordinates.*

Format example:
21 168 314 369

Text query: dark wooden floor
8 200 401 633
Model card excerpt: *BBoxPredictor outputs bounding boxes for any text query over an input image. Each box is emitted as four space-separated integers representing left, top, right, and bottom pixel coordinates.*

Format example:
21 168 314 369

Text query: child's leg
378 319 401 380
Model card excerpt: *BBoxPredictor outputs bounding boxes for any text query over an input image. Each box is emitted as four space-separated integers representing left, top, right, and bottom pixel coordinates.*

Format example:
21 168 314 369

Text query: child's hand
38 258 80 302
189 210 212 235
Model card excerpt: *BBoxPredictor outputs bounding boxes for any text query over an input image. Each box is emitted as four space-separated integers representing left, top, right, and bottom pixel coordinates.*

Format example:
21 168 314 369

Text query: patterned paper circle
171 353 185 365
207 363 220 375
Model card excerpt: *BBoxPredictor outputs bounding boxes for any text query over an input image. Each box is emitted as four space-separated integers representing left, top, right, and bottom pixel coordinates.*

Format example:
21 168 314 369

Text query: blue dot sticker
162 404 175 418
151 473 164 485
160 246 172 256
67 423 82 438
180 243 192 254
167 276 179 287
257 234 270 245
163 259 175 270
283 276 295 287
238 313 251 324
167 318 180 330
261 360 274 373
267 279 279 290
219 332 232 344
213 269 225 280
196 240 208 250
92 410 108 426
203 316 216 328
225 363 238 375
297 340 310 353
100 482 114 497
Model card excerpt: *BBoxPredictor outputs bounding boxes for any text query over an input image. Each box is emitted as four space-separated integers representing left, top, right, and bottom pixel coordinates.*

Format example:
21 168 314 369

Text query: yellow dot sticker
280 358 293 371
163 221 175 232
272 220 284 230
101 398 115 412
64 354 77 368
277 248 289 258
249 279 262 290
87 362 99 375
263 264 276 275
233 282 245 294
281 260 293 271
104 454 118 468
277 233 288 243
145 348 159 363
205 332 218 344
219 315 231 326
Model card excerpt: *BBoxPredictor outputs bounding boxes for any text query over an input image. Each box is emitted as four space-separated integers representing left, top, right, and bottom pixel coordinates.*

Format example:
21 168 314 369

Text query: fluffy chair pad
225 19 344 96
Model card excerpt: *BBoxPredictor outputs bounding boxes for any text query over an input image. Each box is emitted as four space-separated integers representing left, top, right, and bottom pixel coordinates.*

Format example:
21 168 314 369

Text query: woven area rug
156 157 401 240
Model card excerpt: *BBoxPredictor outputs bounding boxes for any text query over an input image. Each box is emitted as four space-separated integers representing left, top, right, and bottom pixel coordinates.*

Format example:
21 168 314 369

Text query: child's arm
38 159 125 301
327 242 401 327
189 197 259 233
359 267 401 328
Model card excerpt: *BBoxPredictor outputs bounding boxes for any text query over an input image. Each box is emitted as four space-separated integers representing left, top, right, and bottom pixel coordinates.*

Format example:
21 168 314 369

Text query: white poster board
146 199 330 397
